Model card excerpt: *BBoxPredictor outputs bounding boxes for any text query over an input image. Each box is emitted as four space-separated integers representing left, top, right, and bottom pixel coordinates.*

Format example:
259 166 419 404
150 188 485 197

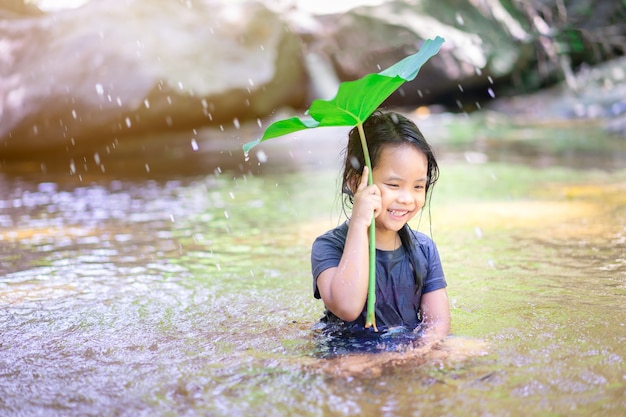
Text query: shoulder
405 227 438 252
313 221 349 248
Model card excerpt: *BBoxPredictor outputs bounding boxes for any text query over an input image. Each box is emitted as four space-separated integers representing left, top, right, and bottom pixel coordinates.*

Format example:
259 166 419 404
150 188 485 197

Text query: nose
396 188 412 204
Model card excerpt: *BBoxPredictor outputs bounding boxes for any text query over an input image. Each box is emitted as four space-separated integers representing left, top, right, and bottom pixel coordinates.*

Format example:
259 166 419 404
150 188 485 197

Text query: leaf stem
357 123 378 332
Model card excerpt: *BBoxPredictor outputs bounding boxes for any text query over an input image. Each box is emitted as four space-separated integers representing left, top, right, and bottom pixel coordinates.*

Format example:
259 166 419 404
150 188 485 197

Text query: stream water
1 114 625 416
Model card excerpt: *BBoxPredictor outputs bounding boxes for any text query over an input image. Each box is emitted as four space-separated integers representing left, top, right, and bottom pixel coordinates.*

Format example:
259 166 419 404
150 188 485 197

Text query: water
1 116 625 416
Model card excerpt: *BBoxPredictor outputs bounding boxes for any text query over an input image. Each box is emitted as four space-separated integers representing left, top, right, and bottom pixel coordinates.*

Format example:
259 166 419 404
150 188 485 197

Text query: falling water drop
457 84 464 92
487 76 494 84
229 192 235 199
487 88 496 98
191 138 199 151
248 78 254 87
144 99 150 109
256 118 262 128
145 163 150 172
69 160 76 174
116 97 122 106
256 150 267 163
125 117 132 128
94 152 101 165
95 83 104 95
224 210 230 219
233 118 240 129
71 109 77 119
178 81 184 90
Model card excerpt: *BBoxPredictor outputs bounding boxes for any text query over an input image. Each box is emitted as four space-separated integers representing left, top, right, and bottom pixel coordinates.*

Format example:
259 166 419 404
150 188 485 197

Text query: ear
342 175 359 197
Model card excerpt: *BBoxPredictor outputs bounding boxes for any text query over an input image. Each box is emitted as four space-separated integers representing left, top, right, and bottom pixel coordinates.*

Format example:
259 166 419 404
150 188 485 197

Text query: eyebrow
385 176 428 182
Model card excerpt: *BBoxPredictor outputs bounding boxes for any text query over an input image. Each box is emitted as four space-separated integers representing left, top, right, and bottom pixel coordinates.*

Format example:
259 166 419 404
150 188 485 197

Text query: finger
357 166 369 191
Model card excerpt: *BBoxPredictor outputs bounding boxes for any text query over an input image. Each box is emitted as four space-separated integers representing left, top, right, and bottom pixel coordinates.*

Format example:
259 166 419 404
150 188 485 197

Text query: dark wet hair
341 110 439 208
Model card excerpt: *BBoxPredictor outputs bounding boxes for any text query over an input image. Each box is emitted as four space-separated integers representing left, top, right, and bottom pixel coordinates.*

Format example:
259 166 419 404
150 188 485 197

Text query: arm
316 167 381 322
419 288 450 346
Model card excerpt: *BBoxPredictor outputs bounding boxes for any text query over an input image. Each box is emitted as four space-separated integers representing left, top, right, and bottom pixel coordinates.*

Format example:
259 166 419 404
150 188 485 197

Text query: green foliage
243 36 445 153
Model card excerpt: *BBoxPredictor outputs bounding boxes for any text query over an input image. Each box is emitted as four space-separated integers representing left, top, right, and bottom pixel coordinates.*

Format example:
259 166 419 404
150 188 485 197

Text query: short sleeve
415 233 447 294
310 223 348 299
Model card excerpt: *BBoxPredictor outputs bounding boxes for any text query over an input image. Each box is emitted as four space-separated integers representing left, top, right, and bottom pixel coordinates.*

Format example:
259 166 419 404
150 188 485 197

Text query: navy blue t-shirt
311 221 446 329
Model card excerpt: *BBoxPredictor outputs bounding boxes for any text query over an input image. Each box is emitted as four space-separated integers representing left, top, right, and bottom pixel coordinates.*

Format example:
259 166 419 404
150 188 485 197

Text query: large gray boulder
0 0 307 155
298 0 532 106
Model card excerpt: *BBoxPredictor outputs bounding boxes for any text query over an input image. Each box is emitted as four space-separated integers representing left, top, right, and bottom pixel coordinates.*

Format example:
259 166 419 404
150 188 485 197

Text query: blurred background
1 0 625 175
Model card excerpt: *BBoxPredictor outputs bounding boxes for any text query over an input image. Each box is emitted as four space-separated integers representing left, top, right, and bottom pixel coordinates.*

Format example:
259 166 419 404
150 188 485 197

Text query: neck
375 229 401 251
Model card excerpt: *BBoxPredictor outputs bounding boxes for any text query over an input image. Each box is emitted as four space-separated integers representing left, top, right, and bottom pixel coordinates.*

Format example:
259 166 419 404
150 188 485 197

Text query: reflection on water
1 120 625 416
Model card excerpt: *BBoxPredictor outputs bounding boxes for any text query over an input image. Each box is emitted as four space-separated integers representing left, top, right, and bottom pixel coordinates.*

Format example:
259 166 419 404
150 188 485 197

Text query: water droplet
457 84 464 92
260 44 264 51
166 116 173 126
145 163 150 172
95 83 104 95
170 214 175 222
248 78 254 87
33 125 39 135
215 166 222 175
475 67 482 76
125 117 132 128
178 81 184 90
94 152 101 165
487 76 494 84
229 192 235 199
116 97 122 106
233 118 240 129
71 109 77 119
244 152 250 162
144 99 150 109
256 150 267 163
487 88 495 98
456 13 464 25
224 211 230 219
191 138 199 151
167 96 172 105
256 118 262 128
69 160 76 174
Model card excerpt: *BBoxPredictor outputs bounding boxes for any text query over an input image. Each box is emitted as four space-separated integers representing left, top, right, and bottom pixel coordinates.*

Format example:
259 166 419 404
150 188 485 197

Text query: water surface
1 117 624 416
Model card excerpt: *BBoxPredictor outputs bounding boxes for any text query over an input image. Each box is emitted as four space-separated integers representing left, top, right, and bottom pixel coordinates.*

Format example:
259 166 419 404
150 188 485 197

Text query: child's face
372 144 428 234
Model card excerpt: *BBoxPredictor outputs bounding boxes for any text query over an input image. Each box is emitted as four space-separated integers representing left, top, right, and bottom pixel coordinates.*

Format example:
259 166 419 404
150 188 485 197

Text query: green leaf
242 36 444 152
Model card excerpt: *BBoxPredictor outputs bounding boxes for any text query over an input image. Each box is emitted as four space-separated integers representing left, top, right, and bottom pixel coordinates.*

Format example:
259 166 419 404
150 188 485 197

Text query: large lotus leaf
243 36 444 153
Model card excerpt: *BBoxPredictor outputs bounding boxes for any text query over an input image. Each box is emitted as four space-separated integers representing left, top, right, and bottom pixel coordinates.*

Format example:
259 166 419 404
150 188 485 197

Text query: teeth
390 210 407 216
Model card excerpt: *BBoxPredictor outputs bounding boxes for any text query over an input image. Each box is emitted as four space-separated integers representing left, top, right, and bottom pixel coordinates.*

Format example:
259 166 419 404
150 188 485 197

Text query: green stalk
357 123 378 332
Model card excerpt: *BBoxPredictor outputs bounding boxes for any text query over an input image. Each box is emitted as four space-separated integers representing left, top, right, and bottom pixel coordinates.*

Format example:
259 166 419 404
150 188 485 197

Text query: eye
385 183 399 188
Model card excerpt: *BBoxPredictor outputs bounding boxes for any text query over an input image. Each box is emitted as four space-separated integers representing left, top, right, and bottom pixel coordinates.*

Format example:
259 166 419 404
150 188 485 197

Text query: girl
311 111 450 352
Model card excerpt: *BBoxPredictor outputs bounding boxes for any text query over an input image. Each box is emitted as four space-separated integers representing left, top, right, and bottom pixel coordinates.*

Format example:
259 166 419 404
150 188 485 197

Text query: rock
0 0 307 155
298 0 533 106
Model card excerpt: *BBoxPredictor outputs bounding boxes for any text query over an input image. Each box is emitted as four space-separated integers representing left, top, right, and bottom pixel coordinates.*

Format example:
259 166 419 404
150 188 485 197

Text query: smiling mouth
389 210 410 217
